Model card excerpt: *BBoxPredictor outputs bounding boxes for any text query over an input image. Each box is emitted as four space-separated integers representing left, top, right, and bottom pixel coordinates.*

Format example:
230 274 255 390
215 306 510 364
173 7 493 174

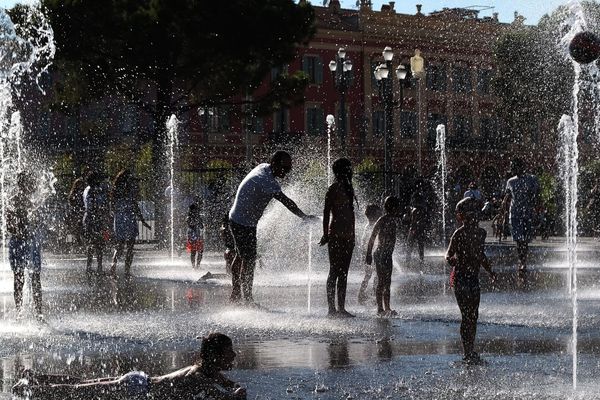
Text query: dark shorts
229 220 257 262
9 237 41 273
454 275 480 317
374 249 393 280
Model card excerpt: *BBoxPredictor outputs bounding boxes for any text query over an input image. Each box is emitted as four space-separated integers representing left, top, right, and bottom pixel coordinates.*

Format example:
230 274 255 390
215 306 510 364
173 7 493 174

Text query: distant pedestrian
463 181 482 201
109 169 150 278
502 158 540 274
186 203 204 269
83 171 111 276
320 158 357 318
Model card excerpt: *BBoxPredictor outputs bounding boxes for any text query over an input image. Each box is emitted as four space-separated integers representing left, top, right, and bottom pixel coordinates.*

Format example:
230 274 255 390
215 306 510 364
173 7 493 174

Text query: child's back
447 224 487 280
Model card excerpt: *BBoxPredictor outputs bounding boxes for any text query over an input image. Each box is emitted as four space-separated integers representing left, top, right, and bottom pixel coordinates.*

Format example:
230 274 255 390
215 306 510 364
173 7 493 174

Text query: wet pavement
1 238 600 399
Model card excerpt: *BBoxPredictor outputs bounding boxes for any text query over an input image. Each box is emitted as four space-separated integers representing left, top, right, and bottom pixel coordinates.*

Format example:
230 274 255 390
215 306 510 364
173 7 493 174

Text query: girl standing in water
320 158 356 318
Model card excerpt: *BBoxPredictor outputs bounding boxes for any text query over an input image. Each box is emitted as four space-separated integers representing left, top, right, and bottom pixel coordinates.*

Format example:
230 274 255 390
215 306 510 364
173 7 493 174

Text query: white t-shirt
229 163 282 227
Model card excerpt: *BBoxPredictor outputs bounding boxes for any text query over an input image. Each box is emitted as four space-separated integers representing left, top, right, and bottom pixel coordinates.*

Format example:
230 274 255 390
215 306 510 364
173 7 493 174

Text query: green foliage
493 27 571 141
39 0 316 137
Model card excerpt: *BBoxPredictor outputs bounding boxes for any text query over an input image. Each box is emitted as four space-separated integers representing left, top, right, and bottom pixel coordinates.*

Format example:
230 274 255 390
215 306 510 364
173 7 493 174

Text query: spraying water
435 124 447 246
558 115 579 392
166 115 180 262
558 0 600 391
307 225 312 313
325 114 335 186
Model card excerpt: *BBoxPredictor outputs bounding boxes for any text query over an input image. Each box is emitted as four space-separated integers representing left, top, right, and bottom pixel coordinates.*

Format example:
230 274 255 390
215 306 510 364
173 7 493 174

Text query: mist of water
326 114 335 186
166 114 180 262
0 4 54 267
557 0 600 391
435 124 447 246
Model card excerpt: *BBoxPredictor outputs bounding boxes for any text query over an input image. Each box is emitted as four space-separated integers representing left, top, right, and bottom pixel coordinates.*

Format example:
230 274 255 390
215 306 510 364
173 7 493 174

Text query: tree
493 1 600 144
39 0 314 131
32 0 315 243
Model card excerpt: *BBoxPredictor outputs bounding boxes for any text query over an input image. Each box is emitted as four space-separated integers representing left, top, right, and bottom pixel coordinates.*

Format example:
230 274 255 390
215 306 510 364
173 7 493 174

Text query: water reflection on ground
1 248 600 398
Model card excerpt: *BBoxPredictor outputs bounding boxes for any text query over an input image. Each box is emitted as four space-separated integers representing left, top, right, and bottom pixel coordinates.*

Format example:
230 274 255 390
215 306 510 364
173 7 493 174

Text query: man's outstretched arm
273 191 312 220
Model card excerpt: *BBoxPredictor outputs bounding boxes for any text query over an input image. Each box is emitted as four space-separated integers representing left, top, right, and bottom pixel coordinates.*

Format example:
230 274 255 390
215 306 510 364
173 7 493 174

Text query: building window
273 107 289 132
477 69 493 95
306 105 324 136
453 115 472 138
426 64 447 92
302 55 323 85
400 111 417 138
372 110 385 137
427 113 447 144
452 66 472 93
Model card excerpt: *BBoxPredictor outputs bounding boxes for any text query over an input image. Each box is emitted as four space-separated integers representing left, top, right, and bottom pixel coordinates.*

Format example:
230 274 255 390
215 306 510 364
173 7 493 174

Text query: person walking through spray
109 169 150 278
228 150 315 304
8 171 43 321
320 158 356 318
502 158 540 275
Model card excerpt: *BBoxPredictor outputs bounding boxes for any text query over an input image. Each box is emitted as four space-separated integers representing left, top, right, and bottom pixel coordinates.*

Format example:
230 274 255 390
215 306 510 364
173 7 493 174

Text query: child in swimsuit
186 203 205 269
446 197 497 364
365 196 401 316
358 204 382 304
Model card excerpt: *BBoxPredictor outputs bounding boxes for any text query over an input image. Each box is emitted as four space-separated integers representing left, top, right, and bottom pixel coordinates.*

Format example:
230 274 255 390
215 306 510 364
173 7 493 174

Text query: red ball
569 31 600 64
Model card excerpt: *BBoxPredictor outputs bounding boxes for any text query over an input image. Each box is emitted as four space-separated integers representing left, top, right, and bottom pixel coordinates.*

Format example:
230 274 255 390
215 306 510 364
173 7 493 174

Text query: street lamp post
374 46 408 196
329 48 353 151
410 49 426 175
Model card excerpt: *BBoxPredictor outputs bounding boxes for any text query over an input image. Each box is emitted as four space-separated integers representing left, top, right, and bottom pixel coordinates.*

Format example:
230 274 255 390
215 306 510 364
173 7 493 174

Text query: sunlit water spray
325 114 335 186
435 124 447 295
557 0 600 392
166 115 180 262
0 4 54 268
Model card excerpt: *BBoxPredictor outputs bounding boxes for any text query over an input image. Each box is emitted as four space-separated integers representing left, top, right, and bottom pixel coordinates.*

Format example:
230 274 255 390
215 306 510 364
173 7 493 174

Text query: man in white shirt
228 150 314 303
502 158 540 274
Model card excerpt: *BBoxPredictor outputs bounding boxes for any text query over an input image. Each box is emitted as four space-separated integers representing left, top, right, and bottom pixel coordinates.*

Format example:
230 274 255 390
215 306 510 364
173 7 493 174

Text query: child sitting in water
365 196 401 316
358 204 383 304
446 197 497 364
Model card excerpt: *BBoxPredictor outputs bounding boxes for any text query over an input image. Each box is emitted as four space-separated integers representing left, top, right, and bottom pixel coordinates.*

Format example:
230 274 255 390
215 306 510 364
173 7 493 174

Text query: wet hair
455 196 480 224
270 150 291 165
200 332 233 364
364 204 382 221
332 157 357 210
383 196 400 213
